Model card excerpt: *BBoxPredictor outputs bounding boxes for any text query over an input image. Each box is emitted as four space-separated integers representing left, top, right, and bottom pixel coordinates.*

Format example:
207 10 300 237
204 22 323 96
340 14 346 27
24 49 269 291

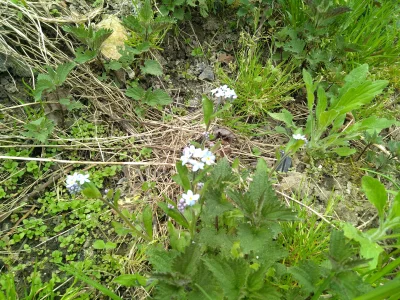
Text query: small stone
198 66 214 81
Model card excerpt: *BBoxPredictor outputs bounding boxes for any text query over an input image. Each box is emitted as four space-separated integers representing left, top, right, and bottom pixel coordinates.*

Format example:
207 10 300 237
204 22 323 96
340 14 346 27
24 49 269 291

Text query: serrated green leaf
203 257 249 299
146 244 179 273
210 158 234 184
139 0 154 24
362 176 387 219
198 227 233 257
126 85 145 100
172 243 201 276
333 147 356 157
142 205 153 239
145 89 172 106
59 98 83 111
287 260 320 294
113 274 147 287
54 62 76 86
140 59 163 76
74 47 97 63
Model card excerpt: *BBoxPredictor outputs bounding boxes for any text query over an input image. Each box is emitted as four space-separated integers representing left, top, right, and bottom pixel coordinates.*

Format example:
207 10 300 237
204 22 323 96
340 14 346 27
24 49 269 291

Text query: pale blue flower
201 150 215 165
182 190 200 206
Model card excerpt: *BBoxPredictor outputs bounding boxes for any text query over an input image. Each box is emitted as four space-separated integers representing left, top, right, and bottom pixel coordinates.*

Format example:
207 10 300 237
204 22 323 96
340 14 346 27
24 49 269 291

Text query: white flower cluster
177 190 200 212
210 85 237 100
181 145 215 171
66 172 90 194
292 133 308 144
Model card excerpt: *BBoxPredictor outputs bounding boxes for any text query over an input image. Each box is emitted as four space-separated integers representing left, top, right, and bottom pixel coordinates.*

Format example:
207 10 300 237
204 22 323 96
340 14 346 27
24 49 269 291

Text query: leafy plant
23 117 55 143
63 24 112 64
269 64 396 156
341 176 400 270
33 62 76 101
123 0 174 49
125 83 172 116
160 0 209 20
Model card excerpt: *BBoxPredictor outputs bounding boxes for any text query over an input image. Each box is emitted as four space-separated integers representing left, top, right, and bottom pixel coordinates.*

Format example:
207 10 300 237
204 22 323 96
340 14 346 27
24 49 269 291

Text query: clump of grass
217 33 301 118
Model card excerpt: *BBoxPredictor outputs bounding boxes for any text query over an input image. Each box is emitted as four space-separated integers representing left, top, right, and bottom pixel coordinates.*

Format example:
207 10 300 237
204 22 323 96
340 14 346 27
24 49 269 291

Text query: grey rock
198 66 214 81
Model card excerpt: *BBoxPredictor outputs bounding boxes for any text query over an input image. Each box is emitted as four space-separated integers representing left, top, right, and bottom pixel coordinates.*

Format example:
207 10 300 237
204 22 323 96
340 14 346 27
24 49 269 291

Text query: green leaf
167 221 190 252
108 60 122 70
202 95 214 127
389 192 400 220
93 239 106 249
203 257 249 299
210 158 234 184
74 47 97 64
142 205 153 239
362 176 387 219
59 98 84 111
172 243 201 276
158 202 190 229
59 264 123 300
318 110 339 131
302 69 316 110
288 260 320 294
82 182 102 199
268 109 295 128
342 223 383 269
353 278 400 300
126 85 145 100
175 161 191 191
146 244 179 273
140 59 163 76
145 89 172 106
23 117 54 143
331 81 388 114
54 62 76 86
139 0 154 24
333 147 356 156
316 86 328 120
113 274 147 287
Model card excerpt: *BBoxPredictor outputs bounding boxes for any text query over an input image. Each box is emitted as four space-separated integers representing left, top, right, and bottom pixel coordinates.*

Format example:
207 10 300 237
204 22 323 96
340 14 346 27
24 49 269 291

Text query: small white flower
65 172 90 194
182 190 200 206
76 173 90 185
210 85 237 100
201 150 215 165
292 133 308 144
66 173 79 188
192 147 204 158
189 159 204 172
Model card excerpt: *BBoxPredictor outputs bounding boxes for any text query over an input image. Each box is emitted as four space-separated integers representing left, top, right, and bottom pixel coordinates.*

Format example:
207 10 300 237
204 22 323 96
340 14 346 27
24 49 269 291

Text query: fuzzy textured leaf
362 176 387 219
203 257 249 299
140 59 163 76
